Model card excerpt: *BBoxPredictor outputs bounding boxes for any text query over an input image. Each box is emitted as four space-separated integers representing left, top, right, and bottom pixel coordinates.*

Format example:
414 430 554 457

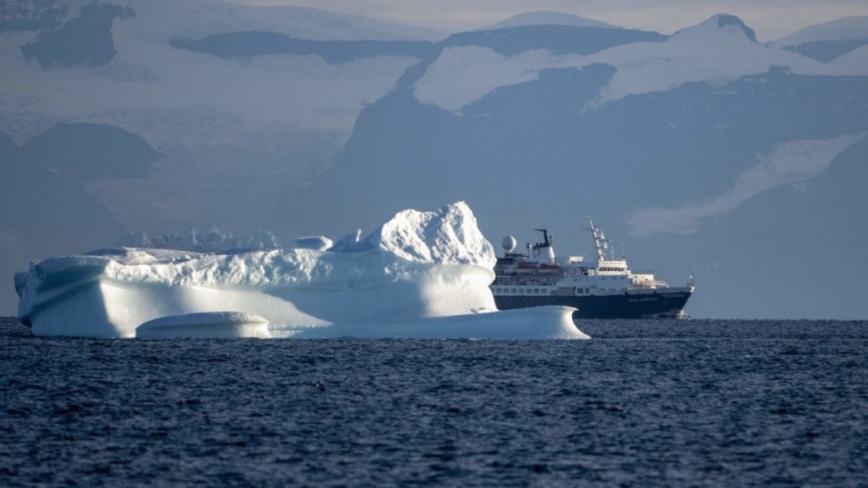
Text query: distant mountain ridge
169 31 433 63
481 11 617 30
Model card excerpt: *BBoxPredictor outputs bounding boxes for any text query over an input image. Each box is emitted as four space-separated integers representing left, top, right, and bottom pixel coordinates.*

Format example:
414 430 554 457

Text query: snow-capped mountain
769 16 868 62
276 14 868 319
770 16 868 45
413 14 845 113
2 4 867 319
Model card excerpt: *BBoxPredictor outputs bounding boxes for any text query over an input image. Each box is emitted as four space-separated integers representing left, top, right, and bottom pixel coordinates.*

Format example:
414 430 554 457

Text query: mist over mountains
1 0 867 318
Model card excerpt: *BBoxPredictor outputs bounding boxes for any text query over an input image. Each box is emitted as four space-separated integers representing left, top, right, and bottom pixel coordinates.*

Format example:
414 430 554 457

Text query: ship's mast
587 217 609 263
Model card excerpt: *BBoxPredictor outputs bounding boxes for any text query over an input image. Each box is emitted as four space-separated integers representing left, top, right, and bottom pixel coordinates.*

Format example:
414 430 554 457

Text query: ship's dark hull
493 289 693 319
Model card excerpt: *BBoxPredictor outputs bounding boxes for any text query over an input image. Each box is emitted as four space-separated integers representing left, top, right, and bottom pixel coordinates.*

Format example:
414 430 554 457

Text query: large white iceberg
15 202 588 340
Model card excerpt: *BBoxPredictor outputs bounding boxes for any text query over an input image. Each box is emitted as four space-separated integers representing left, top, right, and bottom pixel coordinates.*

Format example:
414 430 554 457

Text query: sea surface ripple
1 318 867 487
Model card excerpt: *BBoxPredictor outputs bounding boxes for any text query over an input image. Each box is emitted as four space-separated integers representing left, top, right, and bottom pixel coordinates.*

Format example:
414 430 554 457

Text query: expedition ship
490 219 694 319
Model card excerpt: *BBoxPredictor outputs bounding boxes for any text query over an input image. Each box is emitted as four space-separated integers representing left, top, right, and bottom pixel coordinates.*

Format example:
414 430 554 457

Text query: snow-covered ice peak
771 16 868 47
356 202 496 267
482 11 617 30
671 14 758 44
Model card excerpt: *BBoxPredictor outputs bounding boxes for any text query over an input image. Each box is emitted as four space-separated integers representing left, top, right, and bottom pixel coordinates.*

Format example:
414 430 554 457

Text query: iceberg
14 202 589 340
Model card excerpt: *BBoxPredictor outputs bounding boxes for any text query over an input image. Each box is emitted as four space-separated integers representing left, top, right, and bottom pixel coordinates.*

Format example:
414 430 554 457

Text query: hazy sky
228 0 868 42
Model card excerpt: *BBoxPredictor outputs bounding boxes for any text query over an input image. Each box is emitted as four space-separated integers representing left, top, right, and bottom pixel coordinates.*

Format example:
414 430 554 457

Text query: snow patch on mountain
0 0 436 149
1 36 417 145
413 14 845 113
627 134 865 237
584 14 828 108
414 46 559 112
831 44 868 74
482 11 617 30
670 13 757 43
770 16 868 47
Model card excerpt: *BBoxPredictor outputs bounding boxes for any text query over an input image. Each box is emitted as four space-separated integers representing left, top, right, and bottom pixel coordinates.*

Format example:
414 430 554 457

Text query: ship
490 219 695 319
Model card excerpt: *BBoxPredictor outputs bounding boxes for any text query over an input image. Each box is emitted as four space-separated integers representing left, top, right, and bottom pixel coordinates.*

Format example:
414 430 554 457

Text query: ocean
2 317 867 487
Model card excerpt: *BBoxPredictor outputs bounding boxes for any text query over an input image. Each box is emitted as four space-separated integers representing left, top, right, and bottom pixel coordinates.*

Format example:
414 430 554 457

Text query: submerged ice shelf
15 202 589 339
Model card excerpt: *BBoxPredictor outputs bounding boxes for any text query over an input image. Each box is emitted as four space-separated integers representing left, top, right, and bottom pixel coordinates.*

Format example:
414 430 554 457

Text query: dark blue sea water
2 317 867 487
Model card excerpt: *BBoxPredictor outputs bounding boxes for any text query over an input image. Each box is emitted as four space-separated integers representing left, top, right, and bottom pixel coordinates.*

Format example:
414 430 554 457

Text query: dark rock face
716 14 758 42
782 39 868 63
19 122 160 181
0 128 136 313
20 2 134 67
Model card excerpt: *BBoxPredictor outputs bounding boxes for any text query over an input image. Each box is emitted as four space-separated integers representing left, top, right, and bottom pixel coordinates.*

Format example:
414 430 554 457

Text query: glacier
626 133 866 237
14 202 588 340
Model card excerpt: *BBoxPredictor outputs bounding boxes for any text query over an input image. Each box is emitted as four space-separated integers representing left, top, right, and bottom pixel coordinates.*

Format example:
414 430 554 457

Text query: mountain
831 44 868 74
771 16 868 45
2 6 868 319
641 135 868 319
770 16 868 62
20 122 160 180
275 14 868 319
0 124 148 314
482 12 617 30
169 32 433 63
19 2 134 67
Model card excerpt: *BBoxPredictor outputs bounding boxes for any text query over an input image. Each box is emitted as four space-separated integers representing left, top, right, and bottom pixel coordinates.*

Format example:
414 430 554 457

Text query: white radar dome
502 235 517 253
